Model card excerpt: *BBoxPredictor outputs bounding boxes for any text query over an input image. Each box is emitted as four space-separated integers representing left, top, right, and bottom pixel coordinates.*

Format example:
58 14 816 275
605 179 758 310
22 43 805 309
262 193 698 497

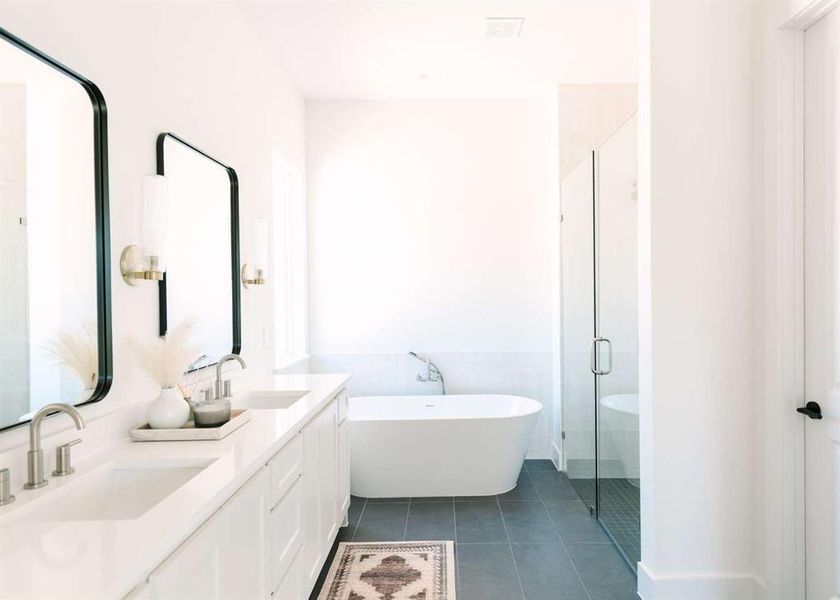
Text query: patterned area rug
317 541 456 600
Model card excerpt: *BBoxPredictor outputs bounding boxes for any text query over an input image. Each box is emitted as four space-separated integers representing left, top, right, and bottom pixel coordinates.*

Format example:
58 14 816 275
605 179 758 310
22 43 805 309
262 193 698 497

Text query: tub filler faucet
409 351 446 395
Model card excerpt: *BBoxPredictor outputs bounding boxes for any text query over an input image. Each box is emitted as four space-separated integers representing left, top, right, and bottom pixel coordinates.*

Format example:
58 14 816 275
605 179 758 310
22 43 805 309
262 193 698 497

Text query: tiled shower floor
568 478 641 568
310 460 637 600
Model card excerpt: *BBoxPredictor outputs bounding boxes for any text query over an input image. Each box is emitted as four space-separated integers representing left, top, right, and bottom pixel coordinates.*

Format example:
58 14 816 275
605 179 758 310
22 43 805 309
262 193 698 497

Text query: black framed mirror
0 27 112 431
156 133 241 370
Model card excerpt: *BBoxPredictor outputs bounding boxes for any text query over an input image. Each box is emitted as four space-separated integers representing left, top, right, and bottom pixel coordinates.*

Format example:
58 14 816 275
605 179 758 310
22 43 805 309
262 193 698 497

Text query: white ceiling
240 1 639 99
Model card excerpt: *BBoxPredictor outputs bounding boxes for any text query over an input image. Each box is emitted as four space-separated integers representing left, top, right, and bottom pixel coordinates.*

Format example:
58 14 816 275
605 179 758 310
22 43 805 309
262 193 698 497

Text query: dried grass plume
44 321 98 390
129 319 201 389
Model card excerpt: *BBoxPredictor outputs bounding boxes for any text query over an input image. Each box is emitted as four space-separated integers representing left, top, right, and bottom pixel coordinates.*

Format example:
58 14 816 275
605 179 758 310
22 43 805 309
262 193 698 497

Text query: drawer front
336 388 349 423
270 478 303 592
269 435 303 507
272 544 303 600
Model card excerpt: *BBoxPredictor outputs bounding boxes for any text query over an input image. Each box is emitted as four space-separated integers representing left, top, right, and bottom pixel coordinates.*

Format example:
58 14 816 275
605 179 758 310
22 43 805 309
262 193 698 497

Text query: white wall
306 99 556 456
557 83 637 179
0 1 305 488
637 0 757 596
307 99 555 354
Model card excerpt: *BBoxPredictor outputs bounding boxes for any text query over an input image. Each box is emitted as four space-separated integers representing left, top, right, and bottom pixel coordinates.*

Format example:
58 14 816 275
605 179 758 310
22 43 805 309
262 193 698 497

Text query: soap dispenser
193 387 231 428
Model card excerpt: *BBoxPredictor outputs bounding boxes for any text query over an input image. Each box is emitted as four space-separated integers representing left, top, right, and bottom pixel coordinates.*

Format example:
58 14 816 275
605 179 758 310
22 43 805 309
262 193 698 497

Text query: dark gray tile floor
310 460 637 599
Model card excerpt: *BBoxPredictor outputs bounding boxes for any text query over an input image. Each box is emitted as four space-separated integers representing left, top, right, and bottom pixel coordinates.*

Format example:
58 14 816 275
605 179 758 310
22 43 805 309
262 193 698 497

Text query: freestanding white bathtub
600 393 639 487
348 394 542 498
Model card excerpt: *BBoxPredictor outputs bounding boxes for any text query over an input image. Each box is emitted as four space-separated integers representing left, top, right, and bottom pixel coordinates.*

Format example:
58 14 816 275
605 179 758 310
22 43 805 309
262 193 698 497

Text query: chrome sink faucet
409 351 446 395
25 403 85 489
215 354 247 399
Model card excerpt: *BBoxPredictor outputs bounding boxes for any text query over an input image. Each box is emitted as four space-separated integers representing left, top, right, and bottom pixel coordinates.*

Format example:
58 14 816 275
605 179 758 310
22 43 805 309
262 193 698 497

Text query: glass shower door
594 114 639 567
561 153 597 512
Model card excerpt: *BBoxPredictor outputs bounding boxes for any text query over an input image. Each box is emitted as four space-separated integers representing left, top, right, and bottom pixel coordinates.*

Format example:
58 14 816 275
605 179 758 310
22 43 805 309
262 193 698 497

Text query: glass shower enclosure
561 114 639 568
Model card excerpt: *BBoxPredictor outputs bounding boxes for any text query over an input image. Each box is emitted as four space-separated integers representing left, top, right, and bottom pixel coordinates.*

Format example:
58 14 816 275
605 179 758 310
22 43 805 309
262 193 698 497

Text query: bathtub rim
348 393 543 423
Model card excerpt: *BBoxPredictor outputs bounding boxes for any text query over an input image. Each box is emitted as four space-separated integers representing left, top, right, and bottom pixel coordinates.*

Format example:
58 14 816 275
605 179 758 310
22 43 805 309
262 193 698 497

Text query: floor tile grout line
350 498 368 543
452 498 460 599
530 467 594 600
496 489 526 600
402 499 410 541
456 540 606 545
506 540 528 600
451 497 457 543
352 498 367 539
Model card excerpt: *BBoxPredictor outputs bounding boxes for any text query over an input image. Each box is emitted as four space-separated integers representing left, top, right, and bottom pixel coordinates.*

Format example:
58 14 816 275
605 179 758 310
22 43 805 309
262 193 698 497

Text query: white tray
129 409 251 441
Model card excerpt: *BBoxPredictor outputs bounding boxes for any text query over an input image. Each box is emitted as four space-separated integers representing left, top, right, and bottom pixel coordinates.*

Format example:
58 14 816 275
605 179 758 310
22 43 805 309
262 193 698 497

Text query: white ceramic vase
148 387 190 429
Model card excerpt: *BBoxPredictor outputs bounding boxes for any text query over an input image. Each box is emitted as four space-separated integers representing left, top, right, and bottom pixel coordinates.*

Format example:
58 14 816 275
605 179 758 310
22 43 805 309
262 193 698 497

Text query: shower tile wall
307 352 553 458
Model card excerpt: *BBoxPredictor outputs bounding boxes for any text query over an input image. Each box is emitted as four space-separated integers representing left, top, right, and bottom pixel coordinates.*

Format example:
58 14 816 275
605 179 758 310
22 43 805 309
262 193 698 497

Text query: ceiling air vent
485 18 524 39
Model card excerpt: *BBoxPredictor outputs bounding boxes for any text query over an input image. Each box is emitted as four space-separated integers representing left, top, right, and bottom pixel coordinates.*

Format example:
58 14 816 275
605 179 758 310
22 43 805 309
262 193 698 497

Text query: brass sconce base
241 263 267 289
120 245 164 286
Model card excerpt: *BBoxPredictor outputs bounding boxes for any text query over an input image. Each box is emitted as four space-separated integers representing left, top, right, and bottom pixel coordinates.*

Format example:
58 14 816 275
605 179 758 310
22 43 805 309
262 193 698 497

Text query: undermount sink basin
30 458 216 522
244 391 308 410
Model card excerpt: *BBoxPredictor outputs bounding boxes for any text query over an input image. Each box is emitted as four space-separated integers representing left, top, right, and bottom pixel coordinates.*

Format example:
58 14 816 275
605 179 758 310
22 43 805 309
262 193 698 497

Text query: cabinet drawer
269 435 302 507
336 388 349 423
272 544 303 600
270 477 303 593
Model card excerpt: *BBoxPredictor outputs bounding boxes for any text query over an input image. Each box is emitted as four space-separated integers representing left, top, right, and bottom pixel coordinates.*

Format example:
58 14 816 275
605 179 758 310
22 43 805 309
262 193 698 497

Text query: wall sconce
242 218 268 288
120 175 169 286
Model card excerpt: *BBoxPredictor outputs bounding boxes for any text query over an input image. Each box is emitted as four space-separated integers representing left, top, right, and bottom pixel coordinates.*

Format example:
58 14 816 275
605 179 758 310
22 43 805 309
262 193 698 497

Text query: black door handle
796 401 822 420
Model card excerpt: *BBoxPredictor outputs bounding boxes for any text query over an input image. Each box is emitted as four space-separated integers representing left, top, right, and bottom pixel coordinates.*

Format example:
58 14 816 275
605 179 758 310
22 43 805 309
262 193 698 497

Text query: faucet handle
52 438 81 477
0 468 14 506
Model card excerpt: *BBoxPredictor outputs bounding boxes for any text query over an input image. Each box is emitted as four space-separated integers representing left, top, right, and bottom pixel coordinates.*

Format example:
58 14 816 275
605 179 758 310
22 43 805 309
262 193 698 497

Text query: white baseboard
550 441 562 470
637 562 758 599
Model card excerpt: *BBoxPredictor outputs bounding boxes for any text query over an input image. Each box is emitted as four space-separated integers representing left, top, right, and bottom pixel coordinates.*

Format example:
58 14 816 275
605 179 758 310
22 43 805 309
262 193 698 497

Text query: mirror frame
155 132 241 364
0 27 113 432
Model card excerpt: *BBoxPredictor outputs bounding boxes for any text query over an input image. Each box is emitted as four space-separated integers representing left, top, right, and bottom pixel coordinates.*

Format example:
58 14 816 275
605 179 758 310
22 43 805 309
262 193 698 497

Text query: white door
803 6 840 599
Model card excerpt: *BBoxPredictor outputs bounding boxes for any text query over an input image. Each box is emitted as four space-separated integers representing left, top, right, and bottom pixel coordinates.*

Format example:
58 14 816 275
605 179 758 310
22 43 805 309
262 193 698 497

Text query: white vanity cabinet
139 390 349 600
146 467 271 599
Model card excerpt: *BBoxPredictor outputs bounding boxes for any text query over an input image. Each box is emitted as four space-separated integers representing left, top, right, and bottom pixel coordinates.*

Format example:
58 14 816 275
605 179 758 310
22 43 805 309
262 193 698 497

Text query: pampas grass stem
44 321 98 389
129 319 201 389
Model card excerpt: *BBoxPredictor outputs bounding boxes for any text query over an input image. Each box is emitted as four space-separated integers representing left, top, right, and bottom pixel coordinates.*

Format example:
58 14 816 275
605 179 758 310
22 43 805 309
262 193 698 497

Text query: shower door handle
589 337 613 375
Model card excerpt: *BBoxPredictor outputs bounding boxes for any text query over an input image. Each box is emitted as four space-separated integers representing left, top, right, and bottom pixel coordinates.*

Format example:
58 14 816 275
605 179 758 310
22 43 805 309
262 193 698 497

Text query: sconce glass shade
142 174 168 273
242 218 269 288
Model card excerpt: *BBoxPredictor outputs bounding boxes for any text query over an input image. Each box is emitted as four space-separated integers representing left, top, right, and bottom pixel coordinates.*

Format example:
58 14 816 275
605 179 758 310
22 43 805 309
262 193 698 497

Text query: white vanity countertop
0 373 350 600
